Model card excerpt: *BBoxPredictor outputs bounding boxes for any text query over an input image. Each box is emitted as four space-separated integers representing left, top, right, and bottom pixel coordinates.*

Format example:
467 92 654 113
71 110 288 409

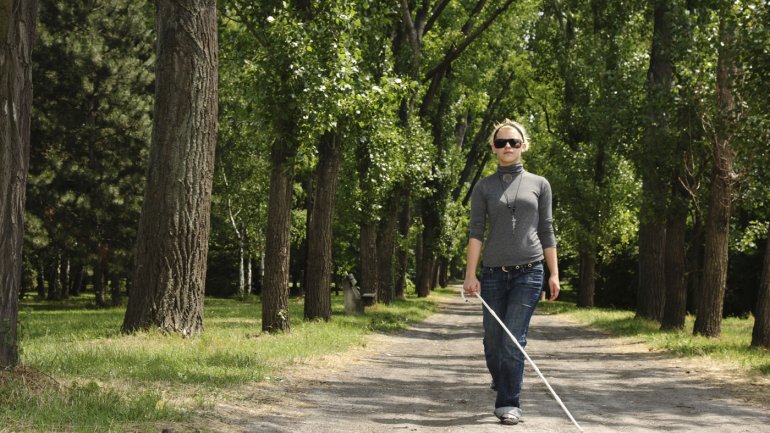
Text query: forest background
2 0 770 367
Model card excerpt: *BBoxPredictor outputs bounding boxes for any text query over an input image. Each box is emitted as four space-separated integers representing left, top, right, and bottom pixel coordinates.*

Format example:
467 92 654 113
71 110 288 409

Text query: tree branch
423 0 516 82
399 0 421 54
415 0 432 36
462 0 488 34
424 0 452 34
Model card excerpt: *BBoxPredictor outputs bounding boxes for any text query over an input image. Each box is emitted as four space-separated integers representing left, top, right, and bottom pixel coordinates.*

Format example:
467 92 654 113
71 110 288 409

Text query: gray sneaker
494 407 522 426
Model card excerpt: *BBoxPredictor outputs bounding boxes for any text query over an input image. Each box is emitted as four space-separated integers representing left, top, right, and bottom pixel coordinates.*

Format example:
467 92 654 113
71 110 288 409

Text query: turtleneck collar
497 163 523 174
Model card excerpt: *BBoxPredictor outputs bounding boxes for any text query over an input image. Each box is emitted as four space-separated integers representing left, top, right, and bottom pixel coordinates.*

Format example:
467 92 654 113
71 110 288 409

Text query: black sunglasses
493 138 523 149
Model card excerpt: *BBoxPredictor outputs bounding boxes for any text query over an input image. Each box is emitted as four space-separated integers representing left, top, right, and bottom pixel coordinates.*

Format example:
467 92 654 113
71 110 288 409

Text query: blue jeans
480 264 544 411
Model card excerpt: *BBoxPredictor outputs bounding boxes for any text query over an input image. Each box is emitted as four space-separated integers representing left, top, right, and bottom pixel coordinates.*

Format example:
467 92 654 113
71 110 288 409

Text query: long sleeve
537 178 557 249
468 182 487 242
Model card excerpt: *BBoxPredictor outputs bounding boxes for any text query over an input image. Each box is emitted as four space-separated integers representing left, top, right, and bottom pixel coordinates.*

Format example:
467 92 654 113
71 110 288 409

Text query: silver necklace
498 170 525 233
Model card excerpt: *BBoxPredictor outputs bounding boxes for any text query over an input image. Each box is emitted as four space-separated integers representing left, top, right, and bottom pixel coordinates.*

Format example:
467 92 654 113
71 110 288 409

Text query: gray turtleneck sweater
468 163 556 267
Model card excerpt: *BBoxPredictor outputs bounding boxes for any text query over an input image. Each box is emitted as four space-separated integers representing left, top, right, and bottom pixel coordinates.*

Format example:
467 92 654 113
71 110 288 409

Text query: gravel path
223 287 770 433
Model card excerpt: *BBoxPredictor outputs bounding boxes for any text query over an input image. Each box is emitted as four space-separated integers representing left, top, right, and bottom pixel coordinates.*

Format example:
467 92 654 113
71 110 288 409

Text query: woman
463 119 560 425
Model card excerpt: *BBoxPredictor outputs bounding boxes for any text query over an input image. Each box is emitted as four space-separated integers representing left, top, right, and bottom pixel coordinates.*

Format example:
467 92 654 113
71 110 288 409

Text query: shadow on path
234 287 770 433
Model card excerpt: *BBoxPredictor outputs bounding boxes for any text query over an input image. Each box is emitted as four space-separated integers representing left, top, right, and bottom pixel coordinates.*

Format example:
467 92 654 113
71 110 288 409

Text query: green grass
537 287 770 376
3 289 450 432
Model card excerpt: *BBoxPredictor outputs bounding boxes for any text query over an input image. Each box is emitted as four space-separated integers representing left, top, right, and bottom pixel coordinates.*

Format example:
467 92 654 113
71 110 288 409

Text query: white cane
462 290 584 432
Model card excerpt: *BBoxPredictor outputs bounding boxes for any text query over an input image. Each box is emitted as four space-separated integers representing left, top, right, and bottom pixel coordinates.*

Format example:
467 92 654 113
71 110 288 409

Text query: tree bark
360 220 379 301
637 219 666 320
304 130 341 320
438 258 449 288
122 0 218 335
0 0 37 368
578 246 596 308
394 187 411 300
357 139 379 303
693 12 737 338
94 244 107 307
70 261 83 297
416 210 439 297
661 165 689 330
262 142 295 332
636 0 674 321
110 273 121 307
376 190 400 305
247 253 253 295
751 227 770 348
36 261 45 299
46 256 60 301
60 256 70 299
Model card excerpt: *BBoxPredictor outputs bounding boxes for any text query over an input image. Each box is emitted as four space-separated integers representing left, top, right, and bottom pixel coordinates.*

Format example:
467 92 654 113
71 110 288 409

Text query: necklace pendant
511 215 516 233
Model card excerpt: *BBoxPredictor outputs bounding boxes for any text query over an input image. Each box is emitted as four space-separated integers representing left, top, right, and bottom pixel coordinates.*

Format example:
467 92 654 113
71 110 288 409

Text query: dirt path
215 287 770 432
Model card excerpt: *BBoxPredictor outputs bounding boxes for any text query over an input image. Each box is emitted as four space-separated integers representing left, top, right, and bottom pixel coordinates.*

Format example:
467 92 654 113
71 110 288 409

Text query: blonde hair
488 119 530 152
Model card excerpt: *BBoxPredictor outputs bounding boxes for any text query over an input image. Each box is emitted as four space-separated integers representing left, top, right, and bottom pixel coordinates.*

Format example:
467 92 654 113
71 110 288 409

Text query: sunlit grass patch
12 289 446 431
0 369 186 433
537 293 770 376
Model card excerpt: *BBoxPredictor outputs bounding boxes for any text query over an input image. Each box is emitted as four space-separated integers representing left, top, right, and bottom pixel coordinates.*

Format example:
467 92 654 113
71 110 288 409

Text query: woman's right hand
463 274 480 297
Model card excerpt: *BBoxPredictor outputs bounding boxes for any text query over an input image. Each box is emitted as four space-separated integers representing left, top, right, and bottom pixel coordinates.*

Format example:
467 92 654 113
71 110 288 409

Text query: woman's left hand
548 275 560 301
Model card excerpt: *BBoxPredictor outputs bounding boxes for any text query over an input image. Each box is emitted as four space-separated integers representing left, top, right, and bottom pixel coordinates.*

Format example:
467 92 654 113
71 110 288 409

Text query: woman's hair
488 119 530 152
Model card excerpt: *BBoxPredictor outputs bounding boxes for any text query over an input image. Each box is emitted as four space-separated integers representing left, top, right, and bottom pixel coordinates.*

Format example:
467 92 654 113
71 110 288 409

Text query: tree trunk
46 256 60 301
0 0 38 368
36 261 45 299
110 273 121 307
394 187 411 300
430 258 440 291
416 206 439 297
94 251 106 307
238 235 246 298
247 253 253 295
578 246 596 308
694 12 737 338
304 130 341 320
60 256 70 299
376 190 400 305
262 139 295 332
356 133 380 303
70 261 83 296
637 0 674 322
751 227 770 348
637 220 666 320
360 220 379 301
438 258 449 288
661 169 689 330
122 0 218 335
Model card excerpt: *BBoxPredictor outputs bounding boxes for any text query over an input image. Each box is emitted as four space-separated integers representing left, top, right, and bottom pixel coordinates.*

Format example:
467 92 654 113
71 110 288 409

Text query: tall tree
122 0 218 335
637 0 675 321
693 5 738 337
398 0 517 297
304 130 340 320
0 0 38 367
28 0 154 306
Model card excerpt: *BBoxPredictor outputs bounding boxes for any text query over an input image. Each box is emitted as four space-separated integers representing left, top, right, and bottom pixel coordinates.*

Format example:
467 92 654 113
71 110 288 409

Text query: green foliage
528 0 646 269
27 0 155 288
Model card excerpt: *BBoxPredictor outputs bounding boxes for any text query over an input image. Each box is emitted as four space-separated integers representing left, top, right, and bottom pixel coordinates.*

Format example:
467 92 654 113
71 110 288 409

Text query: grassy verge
536 286 770 376
3 288 452 432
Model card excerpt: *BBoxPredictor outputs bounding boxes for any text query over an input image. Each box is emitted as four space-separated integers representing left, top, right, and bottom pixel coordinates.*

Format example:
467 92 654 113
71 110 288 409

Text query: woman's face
492 126 524 166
